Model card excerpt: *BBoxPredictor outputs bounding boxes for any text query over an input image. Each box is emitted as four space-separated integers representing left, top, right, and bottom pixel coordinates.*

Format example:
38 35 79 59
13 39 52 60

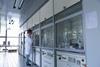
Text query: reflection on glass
56 15 84 49
41 26 54 48
33 31 40 46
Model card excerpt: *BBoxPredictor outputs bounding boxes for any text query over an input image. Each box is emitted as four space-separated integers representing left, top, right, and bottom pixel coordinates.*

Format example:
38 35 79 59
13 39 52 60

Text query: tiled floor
0 51 36 67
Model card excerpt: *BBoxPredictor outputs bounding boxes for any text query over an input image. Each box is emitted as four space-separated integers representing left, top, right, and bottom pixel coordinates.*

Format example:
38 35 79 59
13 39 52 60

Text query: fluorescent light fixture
13 0 24 9
13 0 17 8
18 0 24 9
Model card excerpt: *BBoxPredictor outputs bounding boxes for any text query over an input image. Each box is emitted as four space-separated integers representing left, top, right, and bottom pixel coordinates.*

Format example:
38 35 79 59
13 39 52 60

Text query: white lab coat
25 36 32 55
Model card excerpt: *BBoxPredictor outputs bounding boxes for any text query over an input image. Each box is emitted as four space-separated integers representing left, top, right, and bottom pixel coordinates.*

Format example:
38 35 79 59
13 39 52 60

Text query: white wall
83 0 100 67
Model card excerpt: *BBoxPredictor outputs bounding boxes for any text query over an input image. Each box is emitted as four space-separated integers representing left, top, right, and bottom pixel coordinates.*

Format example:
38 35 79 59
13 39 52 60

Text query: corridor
0 51 36 67
0 0 100 67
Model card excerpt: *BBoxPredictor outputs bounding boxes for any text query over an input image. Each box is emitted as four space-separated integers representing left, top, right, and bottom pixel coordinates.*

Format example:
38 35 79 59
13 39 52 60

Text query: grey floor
0 51 36 67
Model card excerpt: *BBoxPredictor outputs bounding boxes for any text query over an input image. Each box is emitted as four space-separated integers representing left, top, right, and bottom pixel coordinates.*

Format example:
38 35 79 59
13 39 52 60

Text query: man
25 29 32 66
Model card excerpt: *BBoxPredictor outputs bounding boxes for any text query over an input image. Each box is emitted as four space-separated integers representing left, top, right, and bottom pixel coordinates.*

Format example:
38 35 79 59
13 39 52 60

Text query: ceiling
0 0 48 27
0 0 21 25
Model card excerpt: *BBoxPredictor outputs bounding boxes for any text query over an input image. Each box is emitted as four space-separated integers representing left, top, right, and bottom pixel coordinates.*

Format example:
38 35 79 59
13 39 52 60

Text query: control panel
42 49 54 67
57 51 86 67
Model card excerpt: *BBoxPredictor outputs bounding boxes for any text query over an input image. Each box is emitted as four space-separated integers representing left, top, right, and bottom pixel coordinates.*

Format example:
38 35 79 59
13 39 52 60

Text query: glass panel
56 15 84 49
41 26 54 48
33 30 40 46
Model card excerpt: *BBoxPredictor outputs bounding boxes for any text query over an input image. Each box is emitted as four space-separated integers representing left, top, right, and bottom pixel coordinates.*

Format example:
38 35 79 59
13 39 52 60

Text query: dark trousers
26 55 30 64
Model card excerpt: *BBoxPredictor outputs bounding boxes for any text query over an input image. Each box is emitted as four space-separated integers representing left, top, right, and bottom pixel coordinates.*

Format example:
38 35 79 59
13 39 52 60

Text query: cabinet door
33 11 40 26
54 0 80 14
27 17 33 28
40 0 53 22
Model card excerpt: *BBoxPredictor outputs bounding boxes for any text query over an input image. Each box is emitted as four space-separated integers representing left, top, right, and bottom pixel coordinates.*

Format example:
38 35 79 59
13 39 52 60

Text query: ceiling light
13 0 17 8
18 0 24 9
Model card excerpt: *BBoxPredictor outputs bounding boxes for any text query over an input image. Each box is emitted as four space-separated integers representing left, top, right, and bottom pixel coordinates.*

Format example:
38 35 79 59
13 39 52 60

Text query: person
25 29 32 66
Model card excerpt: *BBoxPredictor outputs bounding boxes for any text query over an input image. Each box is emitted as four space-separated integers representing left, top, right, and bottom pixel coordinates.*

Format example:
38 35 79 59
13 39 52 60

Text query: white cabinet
54 0 80 14
32 11 40 26
27 16 33 29
40 0 53 22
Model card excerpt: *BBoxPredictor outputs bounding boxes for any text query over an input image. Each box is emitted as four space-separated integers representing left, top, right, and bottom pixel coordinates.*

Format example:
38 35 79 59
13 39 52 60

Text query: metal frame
52 0 57 67
41 23 54 30
55 11 82 24
33 29 40 33
39 22 42 67
55 48 85 54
